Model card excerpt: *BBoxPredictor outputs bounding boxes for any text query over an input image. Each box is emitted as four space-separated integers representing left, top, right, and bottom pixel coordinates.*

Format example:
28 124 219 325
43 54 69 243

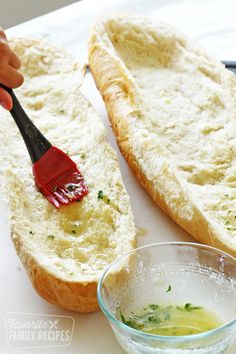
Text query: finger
0 38 21 69
9 51 21 69
0 27 7 41
0 87 12 110
0 64 24 88
0 40 11 62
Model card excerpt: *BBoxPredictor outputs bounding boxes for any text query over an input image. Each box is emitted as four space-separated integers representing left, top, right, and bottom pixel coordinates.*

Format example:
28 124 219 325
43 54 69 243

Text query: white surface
0 0 78 29
1 0 236 353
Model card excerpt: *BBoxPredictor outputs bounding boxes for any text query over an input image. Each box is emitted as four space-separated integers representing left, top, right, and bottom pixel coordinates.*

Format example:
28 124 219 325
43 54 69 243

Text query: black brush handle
0 84 51 163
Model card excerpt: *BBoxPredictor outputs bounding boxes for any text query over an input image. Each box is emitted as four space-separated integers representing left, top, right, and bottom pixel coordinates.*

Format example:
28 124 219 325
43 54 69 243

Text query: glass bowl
97 242 236 354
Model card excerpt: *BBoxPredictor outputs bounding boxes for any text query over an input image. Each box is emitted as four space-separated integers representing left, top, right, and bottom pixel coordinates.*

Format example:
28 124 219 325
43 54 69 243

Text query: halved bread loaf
88 15 236 257
0 38 135 312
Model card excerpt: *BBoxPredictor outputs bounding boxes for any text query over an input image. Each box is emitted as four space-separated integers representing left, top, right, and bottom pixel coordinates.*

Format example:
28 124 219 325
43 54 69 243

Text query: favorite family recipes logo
4 312 74 349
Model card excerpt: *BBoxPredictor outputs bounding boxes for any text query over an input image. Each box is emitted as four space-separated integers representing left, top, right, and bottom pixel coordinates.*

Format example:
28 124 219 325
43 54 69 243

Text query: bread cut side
0 38 135 312
88 15 236 257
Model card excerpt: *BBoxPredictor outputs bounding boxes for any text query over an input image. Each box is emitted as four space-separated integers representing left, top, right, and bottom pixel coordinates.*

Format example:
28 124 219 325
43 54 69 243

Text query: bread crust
88 16 236 257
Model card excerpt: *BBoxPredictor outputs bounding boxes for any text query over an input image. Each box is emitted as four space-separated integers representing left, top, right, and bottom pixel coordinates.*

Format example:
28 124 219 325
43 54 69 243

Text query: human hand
0 28 24 110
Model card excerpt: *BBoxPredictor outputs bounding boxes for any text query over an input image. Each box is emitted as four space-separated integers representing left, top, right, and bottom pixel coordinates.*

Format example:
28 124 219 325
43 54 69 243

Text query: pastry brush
0 84 88 208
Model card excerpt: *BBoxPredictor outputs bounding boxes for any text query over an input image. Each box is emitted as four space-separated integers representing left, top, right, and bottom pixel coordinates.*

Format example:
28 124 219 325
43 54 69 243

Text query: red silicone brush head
32 146 88 208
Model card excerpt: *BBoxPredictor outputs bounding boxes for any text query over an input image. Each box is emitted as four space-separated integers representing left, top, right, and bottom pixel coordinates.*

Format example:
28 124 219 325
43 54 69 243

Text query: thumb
0 86 12 110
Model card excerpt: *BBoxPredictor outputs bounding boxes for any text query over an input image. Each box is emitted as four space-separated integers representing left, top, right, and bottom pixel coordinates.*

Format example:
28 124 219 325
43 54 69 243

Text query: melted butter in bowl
119 303 223 336
98 243 236 354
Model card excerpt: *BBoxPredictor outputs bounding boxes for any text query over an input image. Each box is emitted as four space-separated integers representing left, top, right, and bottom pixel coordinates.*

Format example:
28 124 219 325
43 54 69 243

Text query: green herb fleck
184 303 202 312
119 310 143 330
97 190 111 203
72 230 76 234
166 285 172 293
60 109 65 113
98 190 104 199
67 184 76 191
148 315 161 324
69 272 74 275
48 235 55 240
66 151 70 156
149 304 159 310
120 310 126 323
29 231 35 235
81 153 86 159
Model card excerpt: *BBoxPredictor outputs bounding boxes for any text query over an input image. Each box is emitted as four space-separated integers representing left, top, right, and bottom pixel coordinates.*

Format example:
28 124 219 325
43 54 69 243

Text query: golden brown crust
88 19 236 258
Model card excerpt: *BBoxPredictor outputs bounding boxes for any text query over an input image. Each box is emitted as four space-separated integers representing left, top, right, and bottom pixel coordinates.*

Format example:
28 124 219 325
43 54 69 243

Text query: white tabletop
1 0 236 353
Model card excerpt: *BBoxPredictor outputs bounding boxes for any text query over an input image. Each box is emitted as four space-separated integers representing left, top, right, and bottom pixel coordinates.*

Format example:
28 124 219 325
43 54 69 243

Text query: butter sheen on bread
88 15 236 257
0 38 135 312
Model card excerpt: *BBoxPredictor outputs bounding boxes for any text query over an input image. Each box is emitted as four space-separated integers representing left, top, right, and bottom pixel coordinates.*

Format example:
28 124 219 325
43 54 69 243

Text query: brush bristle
41 169 88 208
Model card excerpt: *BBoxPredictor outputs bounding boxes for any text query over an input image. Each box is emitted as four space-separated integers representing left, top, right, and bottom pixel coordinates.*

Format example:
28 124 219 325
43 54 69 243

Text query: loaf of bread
0 38 135 312
88 15 236 257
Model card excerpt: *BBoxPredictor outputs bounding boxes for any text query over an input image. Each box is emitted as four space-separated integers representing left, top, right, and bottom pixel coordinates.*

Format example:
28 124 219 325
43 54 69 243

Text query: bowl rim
97 241 236 342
